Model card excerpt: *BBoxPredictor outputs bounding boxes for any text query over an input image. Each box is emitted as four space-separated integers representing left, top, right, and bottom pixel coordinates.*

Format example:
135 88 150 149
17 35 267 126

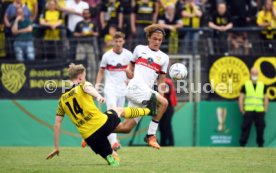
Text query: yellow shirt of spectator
160 0 177 6
182 3 201 28
159 0 177 15
56 81 108 139
22 0 37 15
257 10 276 28
40 10 62 40
257 10 276 39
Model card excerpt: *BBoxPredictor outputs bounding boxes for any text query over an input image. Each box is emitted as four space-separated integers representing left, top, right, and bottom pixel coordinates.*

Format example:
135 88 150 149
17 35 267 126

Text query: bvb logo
1 63 26 94
253 57 276 100
209 56 250 99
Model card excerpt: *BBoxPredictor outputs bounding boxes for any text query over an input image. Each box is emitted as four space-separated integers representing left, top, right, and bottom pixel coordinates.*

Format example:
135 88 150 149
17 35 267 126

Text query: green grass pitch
0 147 275 173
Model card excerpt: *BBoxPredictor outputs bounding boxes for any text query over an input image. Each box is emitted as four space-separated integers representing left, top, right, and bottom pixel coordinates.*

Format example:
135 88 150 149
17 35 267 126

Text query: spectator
131 0 158 43
159 77 178 146
239 67 269 147
0 1 6 58
99 0 123 36
228 32 250 55
22 0 38 22
181 0 202 54
208 1 233 54
117 0 132 37
226 0 252 27
74 9 99 82
59 0 89 33
2 0 14 15
159 0 177 8
4 0 31 35
83 0 101 25
11 6 34 61
103 25 117 52
158 0 177 16
39 0 63 59
256 0 276 54
58 0 89 59
158 3 182 53
38 0 46 19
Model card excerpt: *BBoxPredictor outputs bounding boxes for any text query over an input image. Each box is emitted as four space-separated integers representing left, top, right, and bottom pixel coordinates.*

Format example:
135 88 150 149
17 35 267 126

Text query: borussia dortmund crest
1 63 26 94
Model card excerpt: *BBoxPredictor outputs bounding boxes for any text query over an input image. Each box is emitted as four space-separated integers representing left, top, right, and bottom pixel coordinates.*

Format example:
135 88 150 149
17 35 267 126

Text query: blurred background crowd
0 0 276 62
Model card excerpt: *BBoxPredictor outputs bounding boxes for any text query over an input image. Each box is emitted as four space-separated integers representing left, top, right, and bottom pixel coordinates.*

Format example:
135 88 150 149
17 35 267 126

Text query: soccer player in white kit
95 32 132 150
114 24 169 149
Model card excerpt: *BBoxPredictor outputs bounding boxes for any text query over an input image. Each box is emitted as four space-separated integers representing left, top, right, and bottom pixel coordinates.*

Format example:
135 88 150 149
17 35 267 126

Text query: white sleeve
83 2 89 9
83 81 94 92
100 53 107 68
66 1 72 8
161 55 169 74
83 82 100 97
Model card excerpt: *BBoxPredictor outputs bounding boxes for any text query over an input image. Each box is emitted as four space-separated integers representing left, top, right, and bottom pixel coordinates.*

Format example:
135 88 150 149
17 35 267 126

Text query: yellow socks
124 107 150 118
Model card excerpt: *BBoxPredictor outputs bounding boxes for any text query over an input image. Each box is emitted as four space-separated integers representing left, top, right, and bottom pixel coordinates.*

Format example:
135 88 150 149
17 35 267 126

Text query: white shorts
104 93 126 110
126 83 158 123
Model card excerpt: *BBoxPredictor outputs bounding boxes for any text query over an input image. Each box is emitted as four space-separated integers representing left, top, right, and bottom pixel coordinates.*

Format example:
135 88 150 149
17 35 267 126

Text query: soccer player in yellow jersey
46 63 156 166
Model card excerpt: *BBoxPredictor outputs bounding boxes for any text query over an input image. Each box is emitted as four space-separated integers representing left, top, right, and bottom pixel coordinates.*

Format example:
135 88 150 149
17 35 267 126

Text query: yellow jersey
56 81 108 139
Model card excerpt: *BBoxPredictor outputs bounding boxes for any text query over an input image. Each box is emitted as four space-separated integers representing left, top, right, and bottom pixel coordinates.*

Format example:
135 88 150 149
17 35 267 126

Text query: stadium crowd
0 0 276 61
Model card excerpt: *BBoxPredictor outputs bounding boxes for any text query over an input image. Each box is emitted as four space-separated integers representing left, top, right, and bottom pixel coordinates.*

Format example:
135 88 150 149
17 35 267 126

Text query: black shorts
85 109 121 158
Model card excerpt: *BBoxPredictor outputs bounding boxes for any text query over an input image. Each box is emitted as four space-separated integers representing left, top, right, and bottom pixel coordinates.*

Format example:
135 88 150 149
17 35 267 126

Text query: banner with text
0 60 87 99
196 101 276 147
208 56 276 101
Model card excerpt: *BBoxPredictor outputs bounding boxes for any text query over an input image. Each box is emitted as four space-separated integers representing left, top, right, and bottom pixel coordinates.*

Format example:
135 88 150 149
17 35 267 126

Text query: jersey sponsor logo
116 63 122 68
106 64 127 71
147 57 154 64
136 57 161 72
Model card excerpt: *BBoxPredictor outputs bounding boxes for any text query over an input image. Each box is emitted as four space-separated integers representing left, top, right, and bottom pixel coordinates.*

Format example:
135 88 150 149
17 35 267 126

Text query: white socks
108 133 118 145
147 120 159 135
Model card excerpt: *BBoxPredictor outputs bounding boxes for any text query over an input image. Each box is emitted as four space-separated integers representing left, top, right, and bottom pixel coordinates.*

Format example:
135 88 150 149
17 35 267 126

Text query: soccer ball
169 63 188 80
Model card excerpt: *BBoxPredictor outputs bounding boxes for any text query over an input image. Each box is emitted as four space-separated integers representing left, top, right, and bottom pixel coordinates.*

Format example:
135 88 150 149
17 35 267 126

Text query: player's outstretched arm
125 63 135 79
46 116 63 159
95 68 105 90
83 83 105 103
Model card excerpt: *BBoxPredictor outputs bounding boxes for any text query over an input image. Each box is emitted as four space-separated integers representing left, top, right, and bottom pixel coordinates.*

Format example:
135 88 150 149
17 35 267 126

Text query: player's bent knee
112 107 124 117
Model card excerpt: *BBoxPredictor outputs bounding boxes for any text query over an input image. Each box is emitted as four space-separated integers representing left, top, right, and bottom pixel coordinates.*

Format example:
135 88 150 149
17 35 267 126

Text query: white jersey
129 45 169 89
100 48 132 96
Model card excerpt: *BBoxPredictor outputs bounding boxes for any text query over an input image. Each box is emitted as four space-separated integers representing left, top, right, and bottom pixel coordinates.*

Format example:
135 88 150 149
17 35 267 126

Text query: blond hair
144 24 166 39
113 31 125 39
68 63 86 80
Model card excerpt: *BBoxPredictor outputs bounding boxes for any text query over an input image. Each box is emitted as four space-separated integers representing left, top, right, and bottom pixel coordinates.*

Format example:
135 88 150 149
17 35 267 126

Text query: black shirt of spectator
133 0 156 25
74 20 98 43
158 13 181 39
100 0 122 26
